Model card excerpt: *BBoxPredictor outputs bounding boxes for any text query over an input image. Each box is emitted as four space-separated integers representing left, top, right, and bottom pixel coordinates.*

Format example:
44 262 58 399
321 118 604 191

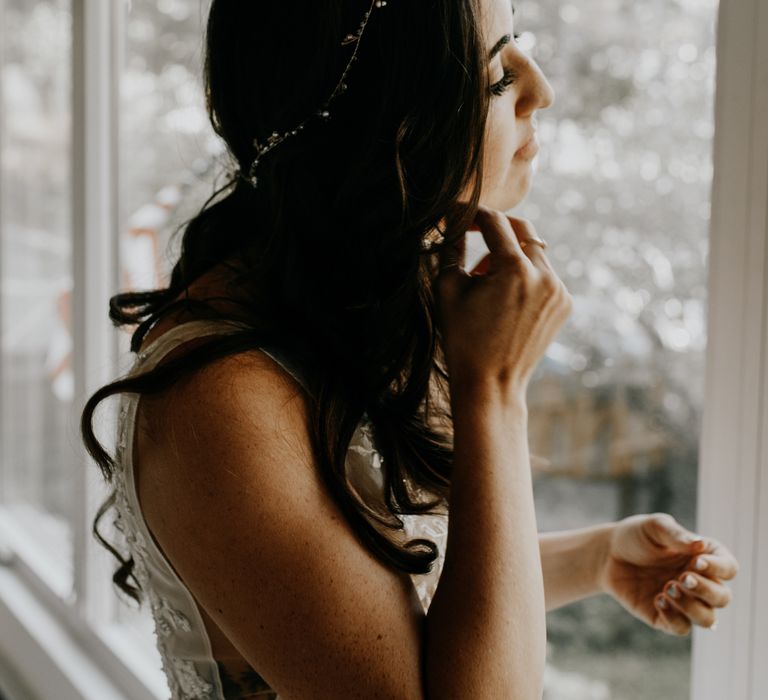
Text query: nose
516 54 555 117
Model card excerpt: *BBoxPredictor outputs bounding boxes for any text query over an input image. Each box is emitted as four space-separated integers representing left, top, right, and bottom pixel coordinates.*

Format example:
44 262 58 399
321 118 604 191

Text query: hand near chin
597 513 739 636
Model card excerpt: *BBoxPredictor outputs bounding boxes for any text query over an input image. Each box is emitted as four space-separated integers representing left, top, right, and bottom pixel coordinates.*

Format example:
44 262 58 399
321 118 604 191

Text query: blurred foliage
516 1 717 697
520 0 715 409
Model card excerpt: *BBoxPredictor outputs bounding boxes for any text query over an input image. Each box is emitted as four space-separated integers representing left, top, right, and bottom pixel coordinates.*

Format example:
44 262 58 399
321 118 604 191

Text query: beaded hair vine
240 0 446 252
242 0 388 190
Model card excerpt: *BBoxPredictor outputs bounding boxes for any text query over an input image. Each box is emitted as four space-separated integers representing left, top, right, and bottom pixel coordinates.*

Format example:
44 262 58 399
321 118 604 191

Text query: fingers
440 206 552 278
437 228 466 276
690 548 739 581
471 207 561 285
654 593 693 636
658 578 719 631
438 207 571 324
672 571 733 609
472 206 529 262
653 568 732 635
642 512 695 549
505 214 550 269
642 516 740 581
650 533 738 636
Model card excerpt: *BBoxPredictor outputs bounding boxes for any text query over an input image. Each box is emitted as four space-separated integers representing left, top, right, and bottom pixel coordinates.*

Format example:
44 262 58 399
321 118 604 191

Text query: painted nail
657 597 668 609
695 557 708 571
683 574 697 589
668 583 680 599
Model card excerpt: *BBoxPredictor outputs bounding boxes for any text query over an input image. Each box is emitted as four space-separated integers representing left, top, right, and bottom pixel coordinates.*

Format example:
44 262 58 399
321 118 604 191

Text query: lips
514 132 539 159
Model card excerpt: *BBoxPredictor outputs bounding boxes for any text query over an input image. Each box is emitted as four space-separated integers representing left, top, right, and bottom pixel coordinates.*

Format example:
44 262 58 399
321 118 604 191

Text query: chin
478 160 535 210
481 179 532 211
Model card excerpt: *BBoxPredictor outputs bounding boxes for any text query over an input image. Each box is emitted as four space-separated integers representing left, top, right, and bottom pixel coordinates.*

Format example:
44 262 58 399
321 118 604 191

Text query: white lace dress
110 318 448 699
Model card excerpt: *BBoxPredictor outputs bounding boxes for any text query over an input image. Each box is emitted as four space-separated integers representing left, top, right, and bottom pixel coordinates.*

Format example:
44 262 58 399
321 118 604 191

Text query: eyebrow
488 3 516 62
489 34 511 61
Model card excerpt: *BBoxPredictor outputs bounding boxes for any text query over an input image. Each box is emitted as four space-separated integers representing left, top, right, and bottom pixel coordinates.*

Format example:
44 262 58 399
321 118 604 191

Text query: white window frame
0 1 165 698
690 0 768 697
0 0 766 698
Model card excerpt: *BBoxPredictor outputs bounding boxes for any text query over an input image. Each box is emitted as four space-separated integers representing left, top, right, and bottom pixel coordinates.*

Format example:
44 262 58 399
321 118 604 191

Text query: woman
82 0 738 697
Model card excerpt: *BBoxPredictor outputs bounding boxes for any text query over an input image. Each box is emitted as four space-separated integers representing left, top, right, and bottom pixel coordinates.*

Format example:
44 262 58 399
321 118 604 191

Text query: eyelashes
490 67 519 97
490 32 522 97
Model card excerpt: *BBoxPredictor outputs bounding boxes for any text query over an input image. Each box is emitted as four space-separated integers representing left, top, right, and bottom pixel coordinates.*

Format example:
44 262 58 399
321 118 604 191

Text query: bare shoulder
135 346 427 699
136 344 308 453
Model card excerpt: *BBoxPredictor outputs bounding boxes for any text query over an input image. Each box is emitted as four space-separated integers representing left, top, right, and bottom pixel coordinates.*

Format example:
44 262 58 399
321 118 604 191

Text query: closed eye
490 33 521 97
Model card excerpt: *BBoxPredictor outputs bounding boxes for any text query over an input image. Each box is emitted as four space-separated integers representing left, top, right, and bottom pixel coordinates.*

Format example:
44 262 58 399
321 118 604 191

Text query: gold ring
520 236 548 250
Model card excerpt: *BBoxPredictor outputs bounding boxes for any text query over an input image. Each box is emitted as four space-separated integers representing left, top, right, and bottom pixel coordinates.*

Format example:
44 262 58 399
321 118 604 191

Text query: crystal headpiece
242 0 388 189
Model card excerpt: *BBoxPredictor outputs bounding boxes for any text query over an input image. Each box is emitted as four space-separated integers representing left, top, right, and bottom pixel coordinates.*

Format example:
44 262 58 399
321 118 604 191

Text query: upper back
117 263 312 697
116 264 447 698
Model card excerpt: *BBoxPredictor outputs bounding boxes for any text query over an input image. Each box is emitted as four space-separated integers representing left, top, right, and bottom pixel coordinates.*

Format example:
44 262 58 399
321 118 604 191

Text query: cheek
479 105 536 210
482 151 503 189
484 102 520 182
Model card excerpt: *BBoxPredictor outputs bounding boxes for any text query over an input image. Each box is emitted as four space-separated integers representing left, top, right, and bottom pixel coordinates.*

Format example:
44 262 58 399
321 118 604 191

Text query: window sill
0 508 166 700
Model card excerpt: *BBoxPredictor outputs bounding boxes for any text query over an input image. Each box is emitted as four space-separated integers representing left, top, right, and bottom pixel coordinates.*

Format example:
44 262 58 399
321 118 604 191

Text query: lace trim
350 416 384 469
113 397 217 699
354 415 448 613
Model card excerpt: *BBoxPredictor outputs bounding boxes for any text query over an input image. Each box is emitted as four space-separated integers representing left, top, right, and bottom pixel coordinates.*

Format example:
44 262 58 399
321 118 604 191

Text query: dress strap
132 318 309 394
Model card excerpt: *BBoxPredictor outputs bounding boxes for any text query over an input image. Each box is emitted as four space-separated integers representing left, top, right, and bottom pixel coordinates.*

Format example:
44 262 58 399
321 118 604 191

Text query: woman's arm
539 522 614 612
426 385 547 700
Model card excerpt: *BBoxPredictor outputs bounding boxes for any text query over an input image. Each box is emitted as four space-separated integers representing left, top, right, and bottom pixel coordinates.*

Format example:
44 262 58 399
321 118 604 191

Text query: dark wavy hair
81 0 494 605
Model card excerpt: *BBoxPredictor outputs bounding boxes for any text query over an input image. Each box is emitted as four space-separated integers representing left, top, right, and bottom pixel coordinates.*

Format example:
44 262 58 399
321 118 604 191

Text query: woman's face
469 0 555 211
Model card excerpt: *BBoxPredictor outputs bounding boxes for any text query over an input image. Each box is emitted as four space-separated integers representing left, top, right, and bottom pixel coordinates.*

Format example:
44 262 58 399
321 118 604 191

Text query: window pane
120 0 219 298
515 1 715 697
0 0 74 581
112 0 218 651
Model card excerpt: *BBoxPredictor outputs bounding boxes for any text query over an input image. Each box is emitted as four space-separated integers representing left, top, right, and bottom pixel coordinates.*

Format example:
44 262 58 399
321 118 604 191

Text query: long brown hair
81 0 493 605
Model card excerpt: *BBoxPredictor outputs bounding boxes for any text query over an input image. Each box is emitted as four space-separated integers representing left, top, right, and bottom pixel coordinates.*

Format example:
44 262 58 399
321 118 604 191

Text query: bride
82 0 738 697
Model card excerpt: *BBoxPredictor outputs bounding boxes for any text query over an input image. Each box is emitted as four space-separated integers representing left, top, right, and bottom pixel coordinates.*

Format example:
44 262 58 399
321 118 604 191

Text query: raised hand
434 206 572 404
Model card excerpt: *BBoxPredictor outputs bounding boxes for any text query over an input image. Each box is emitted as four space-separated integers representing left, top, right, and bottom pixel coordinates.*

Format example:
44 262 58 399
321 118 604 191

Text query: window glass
0 0 74 581
113 0 218 652
517 0 715 697
119 0 219 301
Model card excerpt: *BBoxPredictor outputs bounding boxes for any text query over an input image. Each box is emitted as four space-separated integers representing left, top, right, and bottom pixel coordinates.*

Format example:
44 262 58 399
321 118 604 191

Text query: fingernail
657 597 668 609
683 574 697 589
709 620 718 631
684 534 704 544
695 557 708 571
668 583 680 599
